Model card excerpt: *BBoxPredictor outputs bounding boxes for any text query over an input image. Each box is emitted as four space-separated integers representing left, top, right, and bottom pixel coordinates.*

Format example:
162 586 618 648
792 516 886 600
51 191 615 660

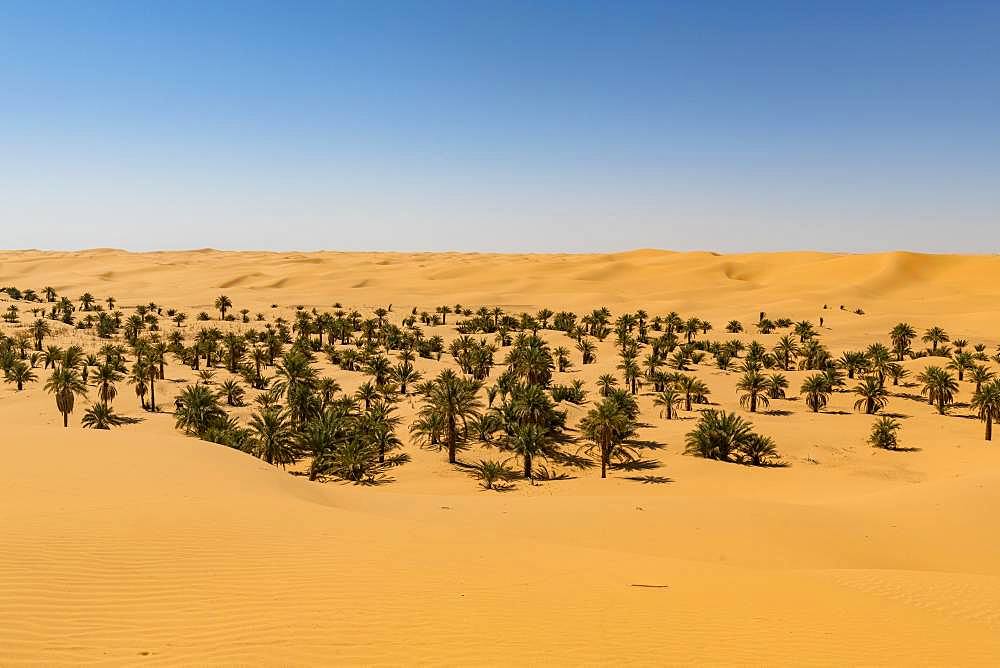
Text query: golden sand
2 249 999 664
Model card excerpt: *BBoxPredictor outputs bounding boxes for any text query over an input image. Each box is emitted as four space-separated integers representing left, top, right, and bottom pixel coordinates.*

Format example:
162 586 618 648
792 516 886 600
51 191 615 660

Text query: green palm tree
766 373 788 399
922 326 949 353
971 380 1000 441
174 383 227 436
853 376 888 414
30 318 51 351
684 410 754 462
363 400 402 464
508 422 550 480
737 370 770 413
220 378 245 407
413 369 482 464
597 374 618 396
44 366 88 427
800 373 831 413
392 360 422 395
868 416 902 450
248 407 299 468
580 396 635 478
918 366 958 414
677 374 710 411
947 352 975 382
215 294 233 320
866 343 893 388
969 365 995 394
81 403 140 429
653 387 682 420
94 362 123 406
773 335 799 370
576 338 596 364
4 360 36 391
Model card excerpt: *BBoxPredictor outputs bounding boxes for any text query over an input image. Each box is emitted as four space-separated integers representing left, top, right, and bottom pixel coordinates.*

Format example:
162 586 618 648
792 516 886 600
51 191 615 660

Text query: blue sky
1 1 998 252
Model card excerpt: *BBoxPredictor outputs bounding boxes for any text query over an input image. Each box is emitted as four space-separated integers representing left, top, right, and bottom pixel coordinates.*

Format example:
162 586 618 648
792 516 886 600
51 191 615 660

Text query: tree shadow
628 438 665 451
625 475 673 484
613 458 662 472
763 409 793 416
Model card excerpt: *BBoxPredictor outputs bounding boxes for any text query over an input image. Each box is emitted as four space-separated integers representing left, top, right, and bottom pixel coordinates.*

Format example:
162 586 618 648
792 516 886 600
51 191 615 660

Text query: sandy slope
2 249 1000 665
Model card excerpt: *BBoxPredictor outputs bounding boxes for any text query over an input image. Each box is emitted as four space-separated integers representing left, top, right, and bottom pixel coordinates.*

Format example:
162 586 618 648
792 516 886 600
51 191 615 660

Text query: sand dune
2 249 1000 664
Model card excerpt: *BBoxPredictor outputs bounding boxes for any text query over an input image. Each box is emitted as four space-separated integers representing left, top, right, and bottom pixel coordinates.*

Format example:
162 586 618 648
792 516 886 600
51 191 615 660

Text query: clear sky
1 1 998 253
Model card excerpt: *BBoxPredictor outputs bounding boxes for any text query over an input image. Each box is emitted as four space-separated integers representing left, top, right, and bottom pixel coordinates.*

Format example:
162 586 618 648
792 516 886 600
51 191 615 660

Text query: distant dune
2 249 1000 664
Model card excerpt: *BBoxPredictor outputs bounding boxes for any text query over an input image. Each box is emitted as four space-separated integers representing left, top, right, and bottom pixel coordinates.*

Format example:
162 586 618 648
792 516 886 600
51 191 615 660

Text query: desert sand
2 248 1000 665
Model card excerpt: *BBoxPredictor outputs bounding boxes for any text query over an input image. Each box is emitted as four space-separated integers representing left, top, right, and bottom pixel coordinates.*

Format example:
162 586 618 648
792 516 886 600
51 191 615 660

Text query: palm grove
3 284 1000 489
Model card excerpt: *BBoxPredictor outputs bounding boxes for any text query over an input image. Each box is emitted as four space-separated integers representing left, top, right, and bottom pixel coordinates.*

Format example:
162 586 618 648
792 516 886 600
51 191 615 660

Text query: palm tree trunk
524 452 531 479
600 449 607 479
987 416 993 442
149 378 156 411
447 419 457 464
63 411 68 428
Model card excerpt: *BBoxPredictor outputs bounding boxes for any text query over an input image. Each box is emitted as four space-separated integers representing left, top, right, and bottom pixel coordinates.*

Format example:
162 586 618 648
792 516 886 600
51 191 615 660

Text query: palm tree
81 404 140 430
947 351 975 382
414 369 483 464
969 365 995 394
773 335 799 370
94 362 123 406
868 416 902 450
4 361 36 391
922 326 949 353
248 407 299 468
363 400 402 464
684 410 754 462
890 323 916 361
653 387 682 420
677 374 709 411
576 338 596 364
44 366 88 427
766 373 788 399
597 374 618 396
30 318 51 351
918 366 958 414
215 294 233 320
971 380 1000 441
174 384 227 436
853 376 888 414
737 370 770 413
392 360 421 395
220 378 245 407
800 373 831 413
866 343 893 388
42 345 63 370
128 362 149 409
580 396 635 478
508 422 550 480
739 433 781 466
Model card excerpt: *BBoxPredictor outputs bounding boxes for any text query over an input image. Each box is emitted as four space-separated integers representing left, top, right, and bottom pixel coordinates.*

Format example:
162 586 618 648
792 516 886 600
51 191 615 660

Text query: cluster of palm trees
5 281 1000 493
411 332 642 481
